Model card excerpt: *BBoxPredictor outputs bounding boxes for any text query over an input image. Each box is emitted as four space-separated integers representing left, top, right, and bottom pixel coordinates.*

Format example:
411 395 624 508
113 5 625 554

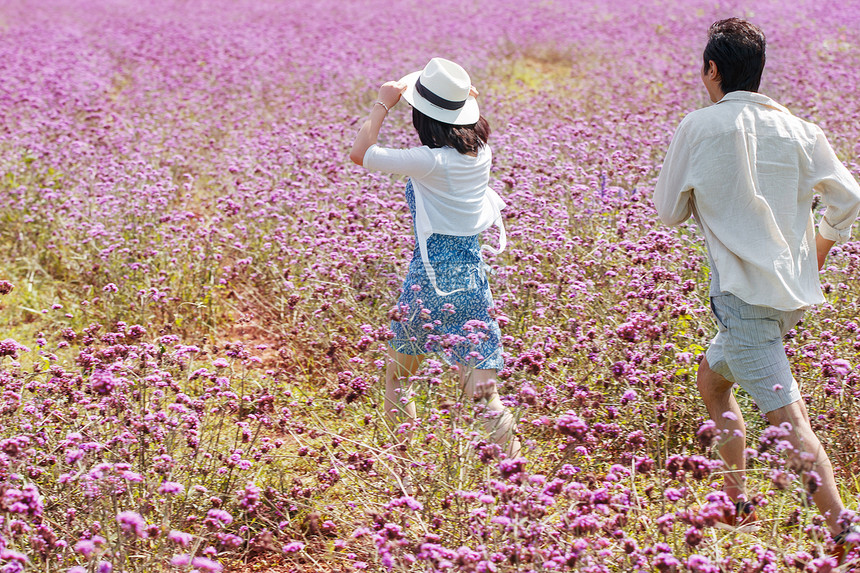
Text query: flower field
1 0 860 571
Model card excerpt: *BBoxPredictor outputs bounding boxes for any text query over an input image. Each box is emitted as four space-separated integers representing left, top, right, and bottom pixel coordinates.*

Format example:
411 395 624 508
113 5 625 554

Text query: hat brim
398 70 480 126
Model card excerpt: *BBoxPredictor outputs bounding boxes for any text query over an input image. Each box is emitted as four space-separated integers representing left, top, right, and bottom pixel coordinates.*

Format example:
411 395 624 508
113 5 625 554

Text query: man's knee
697 357 734 397
765 399 808 427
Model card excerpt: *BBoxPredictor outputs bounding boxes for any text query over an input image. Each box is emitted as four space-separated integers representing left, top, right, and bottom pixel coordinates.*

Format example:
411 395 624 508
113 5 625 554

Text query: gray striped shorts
706 293 804 413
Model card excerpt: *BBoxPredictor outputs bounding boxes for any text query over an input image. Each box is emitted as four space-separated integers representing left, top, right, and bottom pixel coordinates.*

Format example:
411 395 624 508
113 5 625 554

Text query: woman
349 58 520 467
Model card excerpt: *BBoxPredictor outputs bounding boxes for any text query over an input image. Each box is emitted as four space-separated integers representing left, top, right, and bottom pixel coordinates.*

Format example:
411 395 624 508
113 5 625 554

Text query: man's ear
706 60 720 80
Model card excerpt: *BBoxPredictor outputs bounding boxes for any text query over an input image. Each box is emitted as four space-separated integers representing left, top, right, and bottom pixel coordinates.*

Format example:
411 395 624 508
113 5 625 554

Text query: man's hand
815 232 836 271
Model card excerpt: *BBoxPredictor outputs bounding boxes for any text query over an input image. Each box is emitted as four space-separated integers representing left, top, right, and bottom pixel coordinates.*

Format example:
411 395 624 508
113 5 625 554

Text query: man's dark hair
703 18 766 93
412 108 490 154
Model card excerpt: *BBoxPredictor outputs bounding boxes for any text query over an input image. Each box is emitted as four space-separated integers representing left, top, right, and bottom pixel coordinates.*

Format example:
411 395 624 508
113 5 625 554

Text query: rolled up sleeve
654 120 694 226
810 129 860 242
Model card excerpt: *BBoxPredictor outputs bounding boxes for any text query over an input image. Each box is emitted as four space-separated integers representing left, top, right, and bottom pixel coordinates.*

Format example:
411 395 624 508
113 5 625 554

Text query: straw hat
399 58 480 125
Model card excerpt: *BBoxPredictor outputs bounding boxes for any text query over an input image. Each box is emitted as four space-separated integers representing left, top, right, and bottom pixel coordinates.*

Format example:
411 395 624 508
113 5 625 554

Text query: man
654 17 860 559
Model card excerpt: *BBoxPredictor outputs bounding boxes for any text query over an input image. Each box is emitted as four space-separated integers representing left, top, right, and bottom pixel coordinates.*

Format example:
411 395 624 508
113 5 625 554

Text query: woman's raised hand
378 81 406 110
349 81 405 165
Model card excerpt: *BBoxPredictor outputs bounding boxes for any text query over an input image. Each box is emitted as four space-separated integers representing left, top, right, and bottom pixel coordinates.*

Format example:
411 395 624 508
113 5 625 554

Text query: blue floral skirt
389 256 504 370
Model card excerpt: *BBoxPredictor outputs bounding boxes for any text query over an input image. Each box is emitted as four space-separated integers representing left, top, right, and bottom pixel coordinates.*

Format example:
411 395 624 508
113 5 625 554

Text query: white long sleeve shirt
654 91 860 310
363 143 506 296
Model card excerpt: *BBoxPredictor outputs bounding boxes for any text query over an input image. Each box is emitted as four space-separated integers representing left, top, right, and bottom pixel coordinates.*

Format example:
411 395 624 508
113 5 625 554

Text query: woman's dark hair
412 107 490 154
703 18 766 93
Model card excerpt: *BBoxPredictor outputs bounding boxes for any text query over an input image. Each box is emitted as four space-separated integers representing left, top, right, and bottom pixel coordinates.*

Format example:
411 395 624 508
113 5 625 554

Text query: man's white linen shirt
654 91 860 310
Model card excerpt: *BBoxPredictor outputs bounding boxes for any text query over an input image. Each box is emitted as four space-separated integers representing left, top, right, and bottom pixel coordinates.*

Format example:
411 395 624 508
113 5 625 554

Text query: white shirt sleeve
363 145 437 179
653 120 694 226
808 129 860 243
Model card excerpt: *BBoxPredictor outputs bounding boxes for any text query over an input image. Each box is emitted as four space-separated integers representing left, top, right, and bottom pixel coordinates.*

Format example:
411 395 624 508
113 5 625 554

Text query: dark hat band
415 77 467 111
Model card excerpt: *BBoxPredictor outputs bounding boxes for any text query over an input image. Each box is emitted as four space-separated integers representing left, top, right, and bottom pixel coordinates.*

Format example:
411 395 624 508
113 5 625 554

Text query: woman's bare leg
459 367 521 458
383 348 424 494
384 348 423 441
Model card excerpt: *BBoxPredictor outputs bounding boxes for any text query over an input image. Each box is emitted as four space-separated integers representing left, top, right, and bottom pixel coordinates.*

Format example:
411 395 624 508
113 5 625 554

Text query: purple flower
635 456 655 474
809 556 838 570
788 551 813 569
0 437 30 458
620 389 638 404
685 526 703 547
387 496 423 511
205 508 233 528
66 449 85 464
695 420 718 449
237 483 261 511
170 554 192 567
569 514 600 535
74 539 96 557
653 552 681 572
829 358 852 377
0 339 30 360
191 557 223 573
116 510 147 538
555 411 589 439
158 481 184 496
215 532 243 549
2 484 43 517
656 513 674 535
686 554 718 573
518 384 537 405
805 470 822 494
89 370 118 395
0 549 28 563
498 457 527 480
167 530 193 547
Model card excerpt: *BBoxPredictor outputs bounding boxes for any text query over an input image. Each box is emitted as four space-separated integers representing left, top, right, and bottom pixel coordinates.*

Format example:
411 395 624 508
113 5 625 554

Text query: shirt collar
716 91 792 115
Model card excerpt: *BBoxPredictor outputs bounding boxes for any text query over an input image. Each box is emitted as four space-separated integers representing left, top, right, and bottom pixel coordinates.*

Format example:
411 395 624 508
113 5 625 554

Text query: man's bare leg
697 357 747 501
766 399 845 535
